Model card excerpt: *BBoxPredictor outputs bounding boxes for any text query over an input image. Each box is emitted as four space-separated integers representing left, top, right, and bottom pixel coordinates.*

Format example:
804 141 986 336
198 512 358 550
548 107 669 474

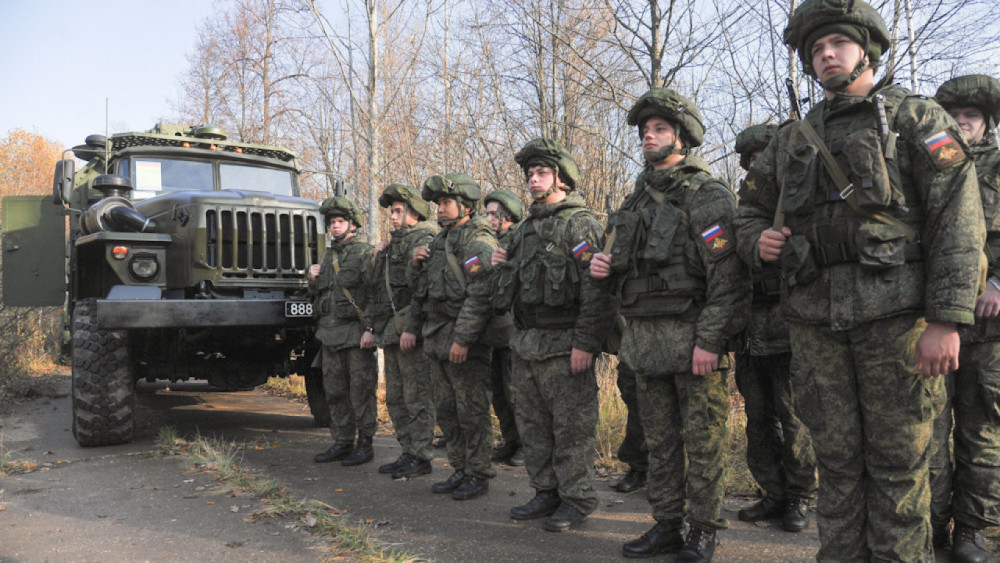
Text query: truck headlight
129 253 160 281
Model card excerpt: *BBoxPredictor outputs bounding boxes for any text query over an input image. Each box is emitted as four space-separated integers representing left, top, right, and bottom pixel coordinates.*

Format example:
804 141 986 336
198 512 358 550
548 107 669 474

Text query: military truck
1 124 331 446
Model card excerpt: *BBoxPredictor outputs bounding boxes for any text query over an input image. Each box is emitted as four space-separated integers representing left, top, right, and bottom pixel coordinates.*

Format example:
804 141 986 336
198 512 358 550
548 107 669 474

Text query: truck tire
71 298 136 446
304 367 331 428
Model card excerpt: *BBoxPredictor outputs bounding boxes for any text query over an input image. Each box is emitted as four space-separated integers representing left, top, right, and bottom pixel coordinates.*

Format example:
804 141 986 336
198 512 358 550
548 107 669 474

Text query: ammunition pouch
643 202 682 264
843 128 893 211
782 143 819 216
607 210 643 272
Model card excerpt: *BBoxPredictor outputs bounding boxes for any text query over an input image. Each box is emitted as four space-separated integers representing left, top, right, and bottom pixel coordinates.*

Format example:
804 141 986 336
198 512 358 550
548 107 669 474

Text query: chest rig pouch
425 232 465 310
508 211 583 312
606 209 644 272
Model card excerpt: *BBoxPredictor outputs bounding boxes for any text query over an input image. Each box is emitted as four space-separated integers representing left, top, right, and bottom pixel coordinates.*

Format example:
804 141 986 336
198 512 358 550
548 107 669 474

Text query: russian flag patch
923 130 964 167
700 223 731 253
464 255 482 274
572 240 593 261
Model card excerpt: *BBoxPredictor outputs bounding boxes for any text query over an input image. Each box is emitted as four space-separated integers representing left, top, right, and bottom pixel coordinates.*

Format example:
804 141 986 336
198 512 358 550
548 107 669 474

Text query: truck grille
205 209 320 278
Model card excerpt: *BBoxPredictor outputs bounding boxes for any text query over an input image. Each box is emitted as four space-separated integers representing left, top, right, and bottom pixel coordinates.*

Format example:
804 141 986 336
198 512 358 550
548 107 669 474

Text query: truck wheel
71 298 136 446
305 367 331 428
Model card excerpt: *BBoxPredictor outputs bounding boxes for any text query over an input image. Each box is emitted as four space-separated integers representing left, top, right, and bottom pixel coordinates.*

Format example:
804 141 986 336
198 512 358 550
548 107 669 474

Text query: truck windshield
126 158 296 199
220 163 294 196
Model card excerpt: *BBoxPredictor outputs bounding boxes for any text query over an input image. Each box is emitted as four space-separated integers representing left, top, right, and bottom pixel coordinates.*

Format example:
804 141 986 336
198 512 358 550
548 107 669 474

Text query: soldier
402 173 499 500
309 197 378 467
611 362 649 494
734 1 986 560
732 123 817 532
368 184 440 479
929 74 1000 563
590 89 750 561
483 190 525 467
491 138 610 532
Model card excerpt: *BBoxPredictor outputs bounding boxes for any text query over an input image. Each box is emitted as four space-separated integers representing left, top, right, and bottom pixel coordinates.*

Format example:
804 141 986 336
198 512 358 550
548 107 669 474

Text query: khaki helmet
783 0 891 91
627 88 705 154
483 190 524 223
513 137 581 191
421 172 482 211
378 183 430 220
936 74 1000 132
319 196 364 228
734 123 778 171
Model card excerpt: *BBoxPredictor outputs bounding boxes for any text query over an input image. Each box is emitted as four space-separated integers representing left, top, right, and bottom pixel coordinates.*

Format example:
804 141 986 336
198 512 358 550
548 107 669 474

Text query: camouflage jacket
311 234 374 350
366 220 439 347
603 155 750 356
735 82 985 330
961 137 1000 342
493 195 610 360
405 215 499 360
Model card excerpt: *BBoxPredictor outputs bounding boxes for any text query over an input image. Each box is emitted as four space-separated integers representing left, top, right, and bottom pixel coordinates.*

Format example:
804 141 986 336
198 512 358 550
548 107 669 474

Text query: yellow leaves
0 129 63 201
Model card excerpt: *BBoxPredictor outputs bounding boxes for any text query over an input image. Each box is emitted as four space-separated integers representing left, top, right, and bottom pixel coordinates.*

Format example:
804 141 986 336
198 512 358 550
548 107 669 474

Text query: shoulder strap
331 248 368 326
772 122 803 230
443 230 468 292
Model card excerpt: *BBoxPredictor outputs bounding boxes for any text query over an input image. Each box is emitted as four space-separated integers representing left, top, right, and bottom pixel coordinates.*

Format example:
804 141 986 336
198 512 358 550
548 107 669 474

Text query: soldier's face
748 150 763 168
437 197 462 221
329 216 352 237
810 33 866 84
390 201 409 230
526 166 565 201
949 106 987 144
641 117 679 155
485 201 503 232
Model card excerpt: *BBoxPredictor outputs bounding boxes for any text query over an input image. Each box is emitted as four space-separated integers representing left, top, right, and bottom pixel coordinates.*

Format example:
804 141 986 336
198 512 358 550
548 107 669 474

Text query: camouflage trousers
789 315 941 563
322 345 378 444
733 351 817 502
384 344 435 463
634 368 730 530
430 349 497 480
511 353 599 514
929 340 1000 531
615 363 648 473
490 346 520 448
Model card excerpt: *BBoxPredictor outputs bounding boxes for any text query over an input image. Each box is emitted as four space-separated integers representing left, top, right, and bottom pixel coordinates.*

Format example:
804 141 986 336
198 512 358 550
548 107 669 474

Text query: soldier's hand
449 342 468 364
309 264 321 280
759 227 791 263
374 241 389 254
400 331 417 351
915 321 960 378
590 253 612 279
491 248 508 266
570 348 594 375
975 278 1000 318
692 345 719 376
360 331 376 349
413 246 430 265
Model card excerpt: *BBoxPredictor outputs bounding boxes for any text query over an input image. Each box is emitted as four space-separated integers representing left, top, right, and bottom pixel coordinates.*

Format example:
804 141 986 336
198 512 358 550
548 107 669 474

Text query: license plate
285 301 313 317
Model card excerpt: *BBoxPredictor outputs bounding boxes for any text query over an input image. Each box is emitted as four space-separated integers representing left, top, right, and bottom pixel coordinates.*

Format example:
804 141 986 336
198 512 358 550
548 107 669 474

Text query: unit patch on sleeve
700 223 731 254
923 130 965 167
572 240 594 262
464 255 482 275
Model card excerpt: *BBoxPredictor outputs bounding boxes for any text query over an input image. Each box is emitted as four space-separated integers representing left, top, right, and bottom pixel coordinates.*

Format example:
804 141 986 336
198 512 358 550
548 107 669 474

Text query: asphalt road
2 374 831 561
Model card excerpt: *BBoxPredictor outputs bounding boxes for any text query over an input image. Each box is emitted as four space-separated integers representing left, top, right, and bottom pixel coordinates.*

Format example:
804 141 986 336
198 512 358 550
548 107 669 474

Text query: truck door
2 195 67 306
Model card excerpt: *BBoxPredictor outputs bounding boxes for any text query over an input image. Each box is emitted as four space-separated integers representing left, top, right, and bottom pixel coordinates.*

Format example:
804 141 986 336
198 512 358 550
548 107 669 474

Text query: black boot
933 521 952 549
781 498 810 532
392 456 432 479
737 496 784 522
431 470 466 494
544 502 587 532
676 527 717 563
379 453 410 474
314 443 353 463
510 490 560 520
491 441 519 462
952 524 993 563
451 475 489 500
622 522 684 558
341 436 374 466
613 469 647 493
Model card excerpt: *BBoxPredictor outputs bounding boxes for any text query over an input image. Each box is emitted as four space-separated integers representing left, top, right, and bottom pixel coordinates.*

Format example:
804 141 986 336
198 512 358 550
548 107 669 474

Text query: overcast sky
0 1 217 148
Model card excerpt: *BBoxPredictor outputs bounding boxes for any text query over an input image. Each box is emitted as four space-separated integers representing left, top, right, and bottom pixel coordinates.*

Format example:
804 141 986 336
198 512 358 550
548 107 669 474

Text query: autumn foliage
0 129 64 200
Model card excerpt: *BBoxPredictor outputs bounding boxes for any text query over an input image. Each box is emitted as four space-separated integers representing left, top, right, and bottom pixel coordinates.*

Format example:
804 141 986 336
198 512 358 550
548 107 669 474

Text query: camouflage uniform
615 362 649 474
406 207 499 482
494 192 609 514
735 61 984 563
489 226 519 457
368 217 439 464
313 233 377 446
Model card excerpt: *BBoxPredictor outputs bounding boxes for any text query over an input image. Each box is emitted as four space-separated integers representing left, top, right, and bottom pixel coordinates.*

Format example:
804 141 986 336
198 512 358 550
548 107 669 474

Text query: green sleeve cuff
926 308 975 327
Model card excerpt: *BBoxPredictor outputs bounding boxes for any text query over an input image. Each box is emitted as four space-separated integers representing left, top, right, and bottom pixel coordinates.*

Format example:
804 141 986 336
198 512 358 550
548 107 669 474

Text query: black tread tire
71 298 136 446
305 368 331 428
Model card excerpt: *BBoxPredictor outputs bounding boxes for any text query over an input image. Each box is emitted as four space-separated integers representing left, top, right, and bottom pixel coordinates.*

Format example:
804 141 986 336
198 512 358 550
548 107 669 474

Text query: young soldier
368 184 440 479
735 1 985 560
309 197 378 467
733 123 817 532
402 173 498 500
930 74 1000 563
591 89 750 561
483 189 524 467
491 138 609 532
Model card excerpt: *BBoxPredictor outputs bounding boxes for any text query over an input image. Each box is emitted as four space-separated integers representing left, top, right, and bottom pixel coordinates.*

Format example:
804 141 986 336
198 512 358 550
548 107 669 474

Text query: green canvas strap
443 230 468 292
383 252 407 333
331 248 367 326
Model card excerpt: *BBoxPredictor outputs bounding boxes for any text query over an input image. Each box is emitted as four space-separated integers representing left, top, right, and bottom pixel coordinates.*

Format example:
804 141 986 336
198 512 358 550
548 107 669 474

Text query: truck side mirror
52 159 76 205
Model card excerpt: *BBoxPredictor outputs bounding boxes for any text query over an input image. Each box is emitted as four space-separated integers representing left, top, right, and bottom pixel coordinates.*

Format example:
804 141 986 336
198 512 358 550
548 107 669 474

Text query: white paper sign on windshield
135 161 163 191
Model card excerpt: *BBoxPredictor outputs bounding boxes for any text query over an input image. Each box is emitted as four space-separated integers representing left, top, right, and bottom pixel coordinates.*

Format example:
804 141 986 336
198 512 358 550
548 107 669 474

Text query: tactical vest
416 217 492 321
315 238 369 321
370 224 436 324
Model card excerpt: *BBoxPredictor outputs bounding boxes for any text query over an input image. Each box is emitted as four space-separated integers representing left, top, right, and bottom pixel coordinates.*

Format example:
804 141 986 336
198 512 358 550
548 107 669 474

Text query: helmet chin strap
819 30 872 92
643 134 688 163
438 198 468 227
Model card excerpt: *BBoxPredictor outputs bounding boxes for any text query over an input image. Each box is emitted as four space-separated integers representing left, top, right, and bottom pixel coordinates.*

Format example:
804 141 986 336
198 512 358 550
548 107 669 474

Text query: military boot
781 498 810 532
314 443 353 463
431 470 466 494
451 475 489 500
737 496 784 521
613 469 647 493
341 436 374 466
379 453 410 474
392 456 432 479
952 524 994 563
544 503 587 532
510 490 560 520
676 526 717 563
622 522 685 558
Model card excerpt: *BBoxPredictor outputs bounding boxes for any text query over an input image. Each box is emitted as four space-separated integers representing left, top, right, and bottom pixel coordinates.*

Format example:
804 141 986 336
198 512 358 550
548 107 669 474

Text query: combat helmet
936 74 1000 132
379 183 430 220
422 172 482 225
627 88 705 159
319 196 364 228
783 0 891 91
513 138 581 200
735 123 778 171
484 190 524 223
